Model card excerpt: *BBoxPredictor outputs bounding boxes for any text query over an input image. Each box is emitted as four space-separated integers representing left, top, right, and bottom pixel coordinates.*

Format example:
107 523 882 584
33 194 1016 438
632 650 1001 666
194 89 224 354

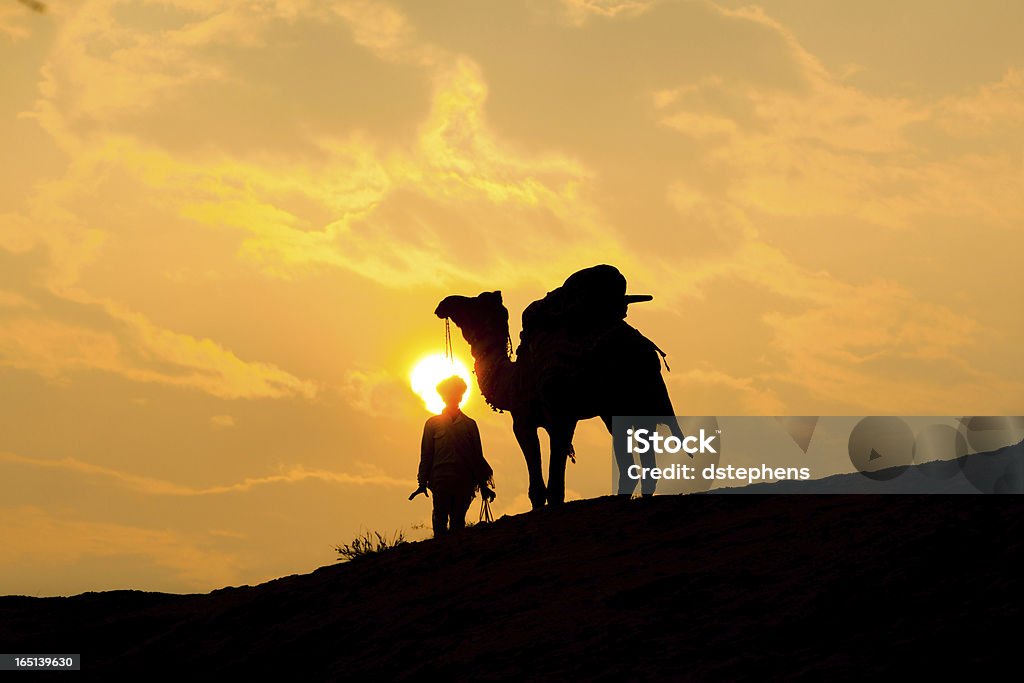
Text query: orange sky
1 0 1022 596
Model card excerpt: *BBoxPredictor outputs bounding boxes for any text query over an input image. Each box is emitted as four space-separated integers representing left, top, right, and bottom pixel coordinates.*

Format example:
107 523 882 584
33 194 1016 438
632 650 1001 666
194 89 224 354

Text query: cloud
209 414 235 428
0 294 317 399
0 505 244 593
331 0 442 66
648 5 1024 239
668 366 786 415
19 0 621 294
1 145 316 400
0 450 409 496
760 282 987 411
559 0 654 23
110 300 318 399
4 0 1022 430
340 368 413 417
0 1 41 40
0 288 34 308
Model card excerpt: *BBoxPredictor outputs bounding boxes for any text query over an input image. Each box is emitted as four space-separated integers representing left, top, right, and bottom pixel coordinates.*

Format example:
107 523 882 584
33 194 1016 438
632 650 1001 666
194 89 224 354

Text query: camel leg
623 416 661 497
646 374 683 496
513 417 546 510
546 421 577 506
602 414 637 497
650 373 686 443
637 422 658 497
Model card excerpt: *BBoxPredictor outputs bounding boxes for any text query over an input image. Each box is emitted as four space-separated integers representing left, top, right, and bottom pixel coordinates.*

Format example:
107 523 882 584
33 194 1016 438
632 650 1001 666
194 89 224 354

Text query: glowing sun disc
410 353 473 414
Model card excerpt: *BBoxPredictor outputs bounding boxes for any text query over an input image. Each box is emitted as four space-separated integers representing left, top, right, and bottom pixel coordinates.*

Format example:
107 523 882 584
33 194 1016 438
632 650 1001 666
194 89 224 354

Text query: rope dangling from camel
444 317 454 366
654 343 670 372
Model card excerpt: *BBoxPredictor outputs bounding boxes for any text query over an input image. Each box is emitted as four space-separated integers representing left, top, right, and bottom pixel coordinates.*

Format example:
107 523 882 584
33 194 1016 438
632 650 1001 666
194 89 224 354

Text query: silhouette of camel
435 266 684 509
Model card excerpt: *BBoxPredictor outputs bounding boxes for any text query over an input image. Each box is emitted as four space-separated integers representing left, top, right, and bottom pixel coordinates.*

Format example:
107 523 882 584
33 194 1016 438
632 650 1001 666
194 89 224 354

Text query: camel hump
518 265 648 358
524 264 634 337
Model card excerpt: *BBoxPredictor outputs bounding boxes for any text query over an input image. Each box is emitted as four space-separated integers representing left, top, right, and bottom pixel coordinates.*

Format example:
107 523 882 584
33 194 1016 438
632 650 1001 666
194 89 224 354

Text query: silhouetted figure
435 264 684 509
410 376 495 537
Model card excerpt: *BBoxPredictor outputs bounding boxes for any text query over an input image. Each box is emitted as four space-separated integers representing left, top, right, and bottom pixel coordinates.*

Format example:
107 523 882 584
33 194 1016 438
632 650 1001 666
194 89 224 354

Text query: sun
410 353 474 414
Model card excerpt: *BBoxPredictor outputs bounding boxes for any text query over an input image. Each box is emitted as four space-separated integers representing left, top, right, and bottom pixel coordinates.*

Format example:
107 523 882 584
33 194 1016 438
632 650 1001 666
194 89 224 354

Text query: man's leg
431 491 452 537
450 489 474 532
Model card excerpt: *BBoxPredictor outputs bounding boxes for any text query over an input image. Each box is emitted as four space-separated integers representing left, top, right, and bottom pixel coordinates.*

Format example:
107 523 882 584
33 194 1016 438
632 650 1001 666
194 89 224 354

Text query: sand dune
2 450 1022 679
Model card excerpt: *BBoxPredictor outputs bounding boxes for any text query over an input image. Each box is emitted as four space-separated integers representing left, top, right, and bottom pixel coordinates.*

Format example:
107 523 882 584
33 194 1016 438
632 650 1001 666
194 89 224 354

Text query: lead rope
446 316 494 524
444 317 454 366
479 494 493 524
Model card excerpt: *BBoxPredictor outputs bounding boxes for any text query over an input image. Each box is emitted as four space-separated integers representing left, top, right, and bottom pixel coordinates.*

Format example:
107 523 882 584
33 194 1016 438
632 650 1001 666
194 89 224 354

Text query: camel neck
467 331 516 413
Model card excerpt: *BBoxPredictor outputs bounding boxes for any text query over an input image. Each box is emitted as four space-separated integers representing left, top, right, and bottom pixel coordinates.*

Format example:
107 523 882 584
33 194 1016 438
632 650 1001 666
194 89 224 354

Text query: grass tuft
334 529 407 561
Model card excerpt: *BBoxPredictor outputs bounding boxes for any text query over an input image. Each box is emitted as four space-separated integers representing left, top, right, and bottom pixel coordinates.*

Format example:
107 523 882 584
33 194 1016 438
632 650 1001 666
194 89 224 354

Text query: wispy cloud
0 301 317 399
668 366 786 415
1 1 41 40
1 505 244 594
0 450 408 496
6 0 1021 411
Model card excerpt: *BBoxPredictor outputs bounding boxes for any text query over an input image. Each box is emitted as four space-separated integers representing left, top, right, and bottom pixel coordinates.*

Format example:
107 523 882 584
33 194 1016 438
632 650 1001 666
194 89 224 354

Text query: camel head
435 291 509 349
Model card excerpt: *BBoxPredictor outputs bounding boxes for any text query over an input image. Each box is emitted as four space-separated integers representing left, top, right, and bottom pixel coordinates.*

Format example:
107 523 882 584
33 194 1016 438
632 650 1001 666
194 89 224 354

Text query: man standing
410 375 496 536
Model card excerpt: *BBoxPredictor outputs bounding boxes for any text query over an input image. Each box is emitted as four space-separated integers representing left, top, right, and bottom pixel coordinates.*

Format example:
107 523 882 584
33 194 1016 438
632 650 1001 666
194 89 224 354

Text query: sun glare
410 353 474 414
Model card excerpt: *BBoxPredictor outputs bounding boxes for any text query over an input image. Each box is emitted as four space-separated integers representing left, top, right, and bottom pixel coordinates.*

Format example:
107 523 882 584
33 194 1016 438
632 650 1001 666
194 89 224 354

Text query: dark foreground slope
2 493 1022 680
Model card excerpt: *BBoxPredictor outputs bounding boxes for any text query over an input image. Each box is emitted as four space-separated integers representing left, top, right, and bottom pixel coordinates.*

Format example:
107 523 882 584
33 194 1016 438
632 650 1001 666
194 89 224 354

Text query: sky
1 0 1021 596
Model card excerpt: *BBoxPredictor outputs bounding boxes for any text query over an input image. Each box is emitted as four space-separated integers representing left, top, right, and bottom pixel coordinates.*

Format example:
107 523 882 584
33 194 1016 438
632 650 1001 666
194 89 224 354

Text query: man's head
436 375 468 411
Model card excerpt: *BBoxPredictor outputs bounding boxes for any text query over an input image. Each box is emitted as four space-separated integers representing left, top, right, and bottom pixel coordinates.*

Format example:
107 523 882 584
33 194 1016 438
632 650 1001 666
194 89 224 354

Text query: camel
434 265 685 509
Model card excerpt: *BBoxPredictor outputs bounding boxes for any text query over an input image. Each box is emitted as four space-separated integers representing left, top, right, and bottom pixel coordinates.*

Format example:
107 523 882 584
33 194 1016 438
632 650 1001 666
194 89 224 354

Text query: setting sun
410 353 474 414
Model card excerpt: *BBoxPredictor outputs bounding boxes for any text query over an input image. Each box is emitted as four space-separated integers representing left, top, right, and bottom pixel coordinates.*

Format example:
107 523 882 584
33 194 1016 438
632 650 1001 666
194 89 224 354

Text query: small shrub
334 529 407 561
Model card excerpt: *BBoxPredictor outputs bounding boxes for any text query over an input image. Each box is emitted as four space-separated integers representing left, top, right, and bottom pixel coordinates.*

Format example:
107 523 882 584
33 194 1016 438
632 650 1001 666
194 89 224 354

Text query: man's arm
469 421 494 487
410 420 434 500
417 419 434 488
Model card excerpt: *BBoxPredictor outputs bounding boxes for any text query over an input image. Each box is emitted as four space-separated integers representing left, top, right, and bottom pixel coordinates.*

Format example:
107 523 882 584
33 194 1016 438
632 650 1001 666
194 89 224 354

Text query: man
409 375 496 536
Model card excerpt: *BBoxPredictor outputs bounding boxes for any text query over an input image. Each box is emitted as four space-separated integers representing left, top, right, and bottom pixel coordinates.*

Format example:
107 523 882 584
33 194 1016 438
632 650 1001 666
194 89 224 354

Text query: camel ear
493 290 502 302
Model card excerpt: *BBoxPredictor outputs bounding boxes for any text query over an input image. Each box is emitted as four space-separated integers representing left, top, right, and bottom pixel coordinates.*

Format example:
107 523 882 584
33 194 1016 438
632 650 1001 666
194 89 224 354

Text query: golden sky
1 0 1022 596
